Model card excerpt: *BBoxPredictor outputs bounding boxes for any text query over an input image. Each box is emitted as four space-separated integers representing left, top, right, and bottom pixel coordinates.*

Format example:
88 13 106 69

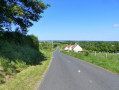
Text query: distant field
61 51 119 74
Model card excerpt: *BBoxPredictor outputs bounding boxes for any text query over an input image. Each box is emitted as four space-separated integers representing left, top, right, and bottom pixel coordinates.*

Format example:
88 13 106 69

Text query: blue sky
28 0 119 41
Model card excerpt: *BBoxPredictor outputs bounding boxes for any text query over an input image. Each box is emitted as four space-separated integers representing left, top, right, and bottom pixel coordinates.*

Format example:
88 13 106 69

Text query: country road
38 49 119 90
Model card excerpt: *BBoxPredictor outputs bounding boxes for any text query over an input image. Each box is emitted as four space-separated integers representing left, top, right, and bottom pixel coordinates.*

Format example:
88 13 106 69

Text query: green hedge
0 32 45 83
0 32 39 51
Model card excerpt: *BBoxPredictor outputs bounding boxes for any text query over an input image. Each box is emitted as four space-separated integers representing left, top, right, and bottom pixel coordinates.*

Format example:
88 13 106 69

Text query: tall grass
0 43 45 82
0 49 53 90
61 51 119 74
0 41 45 64
0 32 45 83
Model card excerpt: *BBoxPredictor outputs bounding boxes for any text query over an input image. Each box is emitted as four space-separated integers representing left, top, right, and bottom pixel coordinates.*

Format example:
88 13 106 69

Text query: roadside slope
0 49 52 90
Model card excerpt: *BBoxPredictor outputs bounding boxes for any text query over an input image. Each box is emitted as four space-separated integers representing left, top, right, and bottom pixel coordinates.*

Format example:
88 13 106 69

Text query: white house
64 46 69 51
64 44 72 51
72 43 83 52
64 43 83 52
68 45 73 51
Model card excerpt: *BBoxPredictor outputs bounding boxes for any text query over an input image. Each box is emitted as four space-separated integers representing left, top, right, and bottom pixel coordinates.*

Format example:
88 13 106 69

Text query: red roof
72 43 78 49
64 43 80 50
64 44 72 49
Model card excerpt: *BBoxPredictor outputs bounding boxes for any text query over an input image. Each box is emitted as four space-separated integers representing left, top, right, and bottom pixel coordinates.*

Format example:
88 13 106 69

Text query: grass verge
0 49 53 90
61 51 119 75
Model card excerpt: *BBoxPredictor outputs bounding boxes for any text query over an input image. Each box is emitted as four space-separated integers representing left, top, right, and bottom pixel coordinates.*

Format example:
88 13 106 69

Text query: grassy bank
0 32 44 83
0 32 55 89
0 49 53 90
61 51 119 74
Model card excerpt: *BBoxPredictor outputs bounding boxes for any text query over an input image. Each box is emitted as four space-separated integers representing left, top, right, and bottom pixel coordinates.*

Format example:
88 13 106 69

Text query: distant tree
0 0 50 34
115 42 119 51
110 46 116 52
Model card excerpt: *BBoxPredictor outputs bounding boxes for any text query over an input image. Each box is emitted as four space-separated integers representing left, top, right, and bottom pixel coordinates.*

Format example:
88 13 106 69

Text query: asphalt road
38 49 119 90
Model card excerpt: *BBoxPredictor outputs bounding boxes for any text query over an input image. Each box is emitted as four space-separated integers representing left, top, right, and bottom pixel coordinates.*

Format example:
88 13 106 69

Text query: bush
84 51 90 56
0 32 39 51
0 57 27 83
0 32 45 83
79 51 90 56
39 42 52 50
28 35 39 51
0 41 45 65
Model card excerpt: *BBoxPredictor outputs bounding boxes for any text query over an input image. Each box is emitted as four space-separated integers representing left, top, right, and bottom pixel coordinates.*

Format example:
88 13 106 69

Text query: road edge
36 51 54 90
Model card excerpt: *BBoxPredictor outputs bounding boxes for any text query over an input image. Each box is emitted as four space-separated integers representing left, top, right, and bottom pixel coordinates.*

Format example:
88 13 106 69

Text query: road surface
38 49 119 90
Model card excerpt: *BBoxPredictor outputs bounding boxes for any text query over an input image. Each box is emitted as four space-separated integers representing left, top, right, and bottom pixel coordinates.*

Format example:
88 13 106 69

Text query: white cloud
113 24 119 27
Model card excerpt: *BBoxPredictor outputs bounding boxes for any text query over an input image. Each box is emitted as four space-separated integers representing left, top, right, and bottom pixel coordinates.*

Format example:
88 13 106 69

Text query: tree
0 0 50 34
115 42 119 52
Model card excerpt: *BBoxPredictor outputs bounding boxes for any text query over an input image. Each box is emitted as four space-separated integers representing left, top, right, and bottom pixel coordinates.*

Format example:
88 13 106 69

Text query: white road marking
78 70 81 72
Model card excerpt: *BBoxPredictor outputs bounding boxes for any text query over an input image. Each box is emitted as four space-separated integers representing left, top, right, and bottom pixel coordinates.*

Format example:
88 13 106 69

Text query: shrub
0 32 46 83
84 51 90 56
28 35 39 51
0 32 39 51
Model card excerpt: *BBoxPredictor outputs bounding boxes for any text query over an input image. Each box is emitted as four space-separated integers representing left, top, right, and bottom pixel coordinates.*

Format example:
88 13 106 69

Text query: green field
61 51 119 74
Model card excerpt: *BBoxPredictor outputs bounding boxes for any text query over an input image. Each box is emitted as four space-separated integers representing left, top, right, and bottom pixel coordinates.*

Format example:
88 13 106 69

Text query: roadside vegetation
0 0 52 89
61 50 119 74
0 32 55 89
0 32 43 83
0 49 53 90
